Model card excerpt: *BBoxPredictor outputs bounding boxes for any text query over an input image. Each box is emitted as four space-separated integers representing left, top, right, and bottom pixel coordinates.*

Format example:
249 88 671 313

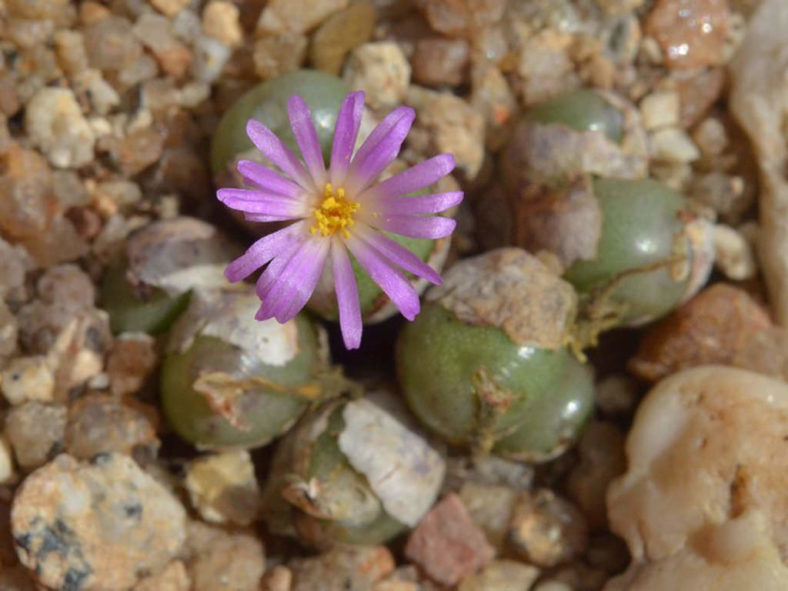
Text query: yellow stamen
310 183 360 238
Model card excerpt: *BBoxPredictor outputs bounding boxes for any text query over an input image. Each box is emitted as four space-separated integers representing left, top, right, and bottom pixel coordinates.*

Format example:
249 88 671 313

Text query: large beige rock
606 366 788 590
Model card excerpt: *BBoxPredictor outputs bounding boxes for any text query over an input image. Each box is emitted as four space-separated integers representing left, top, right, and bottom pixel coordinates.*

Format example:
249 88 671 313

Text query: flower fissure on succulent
216 91 462 349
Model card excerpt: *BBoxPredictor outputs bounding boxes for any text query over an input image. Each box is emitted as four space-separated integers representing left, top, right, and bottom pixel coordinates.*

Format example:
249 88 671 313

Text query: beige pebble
458 560 540 591
6 402 67 470
25 87 95 168
639 91 679 130
650 127 700 163
609 367 788 569
0 356 55 405
185 521 265 591
12 453 186 590
712 224 757 280
256 0 349 35
262 565 293 591
594 374 639 416
252 33 308 80
344 42 411 111
508 489 589 568
691 116 728 157
289 545 393 591
149 0 189 17
202 1 242 47
133 561 190 591
0 436 15 484
185 450 260 525
457 481 517 551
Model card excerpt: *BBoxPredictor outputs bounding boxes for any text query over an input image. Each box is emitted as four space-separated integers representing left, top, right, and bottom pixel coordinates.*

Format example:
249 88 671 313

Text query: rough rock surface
11 454 186 590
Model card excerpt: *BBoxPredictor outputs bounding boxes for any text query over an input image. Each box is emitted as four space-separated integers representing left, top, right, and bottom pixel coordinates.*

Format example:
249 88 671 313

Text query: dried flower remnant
218 91 462 349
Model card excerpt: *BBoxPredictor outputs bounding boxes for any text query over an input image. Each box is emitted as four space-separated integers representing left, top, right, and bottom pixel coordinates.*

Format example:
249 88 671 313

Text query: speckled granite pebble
11 453 186 590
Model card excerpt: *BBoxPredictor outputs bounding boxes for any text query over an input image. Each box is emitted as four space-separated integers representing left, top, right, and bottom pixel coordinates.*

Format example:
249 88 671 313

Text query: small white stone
344 42 411 111
25 87 95 169
639 91 679 130
0 356 55 405
185 450 260 525
650 127 701 163
191 35 232 83
713 224 757 280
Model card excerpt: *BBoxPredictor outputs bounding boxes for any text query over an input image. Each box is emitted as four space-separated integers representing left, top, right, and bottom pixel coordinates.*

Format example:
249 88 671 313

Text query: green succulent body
211 69 349 177
564 177 691 325
396 303 593 458
527 89 624 143
100 258 191 335
160 314 324 449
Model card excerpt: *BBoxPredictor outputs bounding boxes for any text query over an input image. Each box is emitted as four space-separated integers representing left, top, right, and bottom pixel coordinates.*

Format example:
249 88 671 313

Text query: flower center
310 183 360 238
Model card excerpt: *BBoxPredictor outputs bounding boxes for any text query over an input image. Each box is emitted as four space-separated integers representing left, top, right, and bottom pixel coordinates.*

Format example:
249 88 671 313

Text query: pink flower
218 91 462 350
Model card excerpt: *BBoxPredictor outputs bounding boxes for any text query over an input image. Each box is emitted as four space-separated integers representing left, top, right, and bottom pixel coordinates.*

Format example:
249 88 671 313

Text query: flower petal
368 191 464 215
353 224 441 285
237 160 302 198
331 239 362 349
244 213 302 223
224 221 305 282
246 119 313 189
345 234 420 320
287 95 327 184
256 237 330 323
347 106 415 193
372 215 456 239
362 154 456 200
329 91 365 185
217 188 308 217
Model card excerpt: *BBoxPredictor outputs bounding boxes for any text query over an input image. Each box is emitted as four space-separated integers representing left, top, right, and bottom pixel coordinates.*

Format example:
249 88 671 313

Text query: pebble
191 35 233 83
0 436 15 484
65 394 159 461
406 86 485 178
202 1 243 47
639 90 680 130
184 521 265 591
133 560 190 591
405 493 494 587
24 87 95 169
252 33 308 80
149 0 189 17
185 450 260 526
0 145 54 242
54 30 89 77
457 481 517 551
675 66 726 127
133 14 193 79
729 0 788 325
418 0 507 37
5 402 67 470
256 0 349 35
38 264 95 310
457 559 539 590
645 0 730 69
106 333 157 397
712 223 757 280
607 367 788 588
566 422 627 529
649 127 700 163
83 17 143 74
12 454 185 590
594 374 639 417
0 356 55 405
629 283 772 382
310 1 376 75
508 489 589 568
262 565 292 591
0 302 19 362
470 63 516 151
411 38 470 87
289 545 394 591
344 42 411 111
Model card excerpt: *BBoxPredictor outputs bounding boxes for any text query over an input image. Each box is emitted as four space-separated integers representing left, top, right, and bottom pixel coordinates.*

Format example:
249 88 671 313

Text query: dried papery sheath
217 91 462 349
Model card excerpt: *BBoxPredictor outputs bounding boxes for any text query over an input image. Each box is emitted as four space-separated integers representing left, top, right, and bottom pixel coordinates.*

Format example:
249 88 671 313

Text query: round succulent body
527 88 624 143
564 177 705 327
100 217 240 335
396 249 593 460
262 390 445 546
210 69 349 180
101 259 190 335
160 289 329 450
